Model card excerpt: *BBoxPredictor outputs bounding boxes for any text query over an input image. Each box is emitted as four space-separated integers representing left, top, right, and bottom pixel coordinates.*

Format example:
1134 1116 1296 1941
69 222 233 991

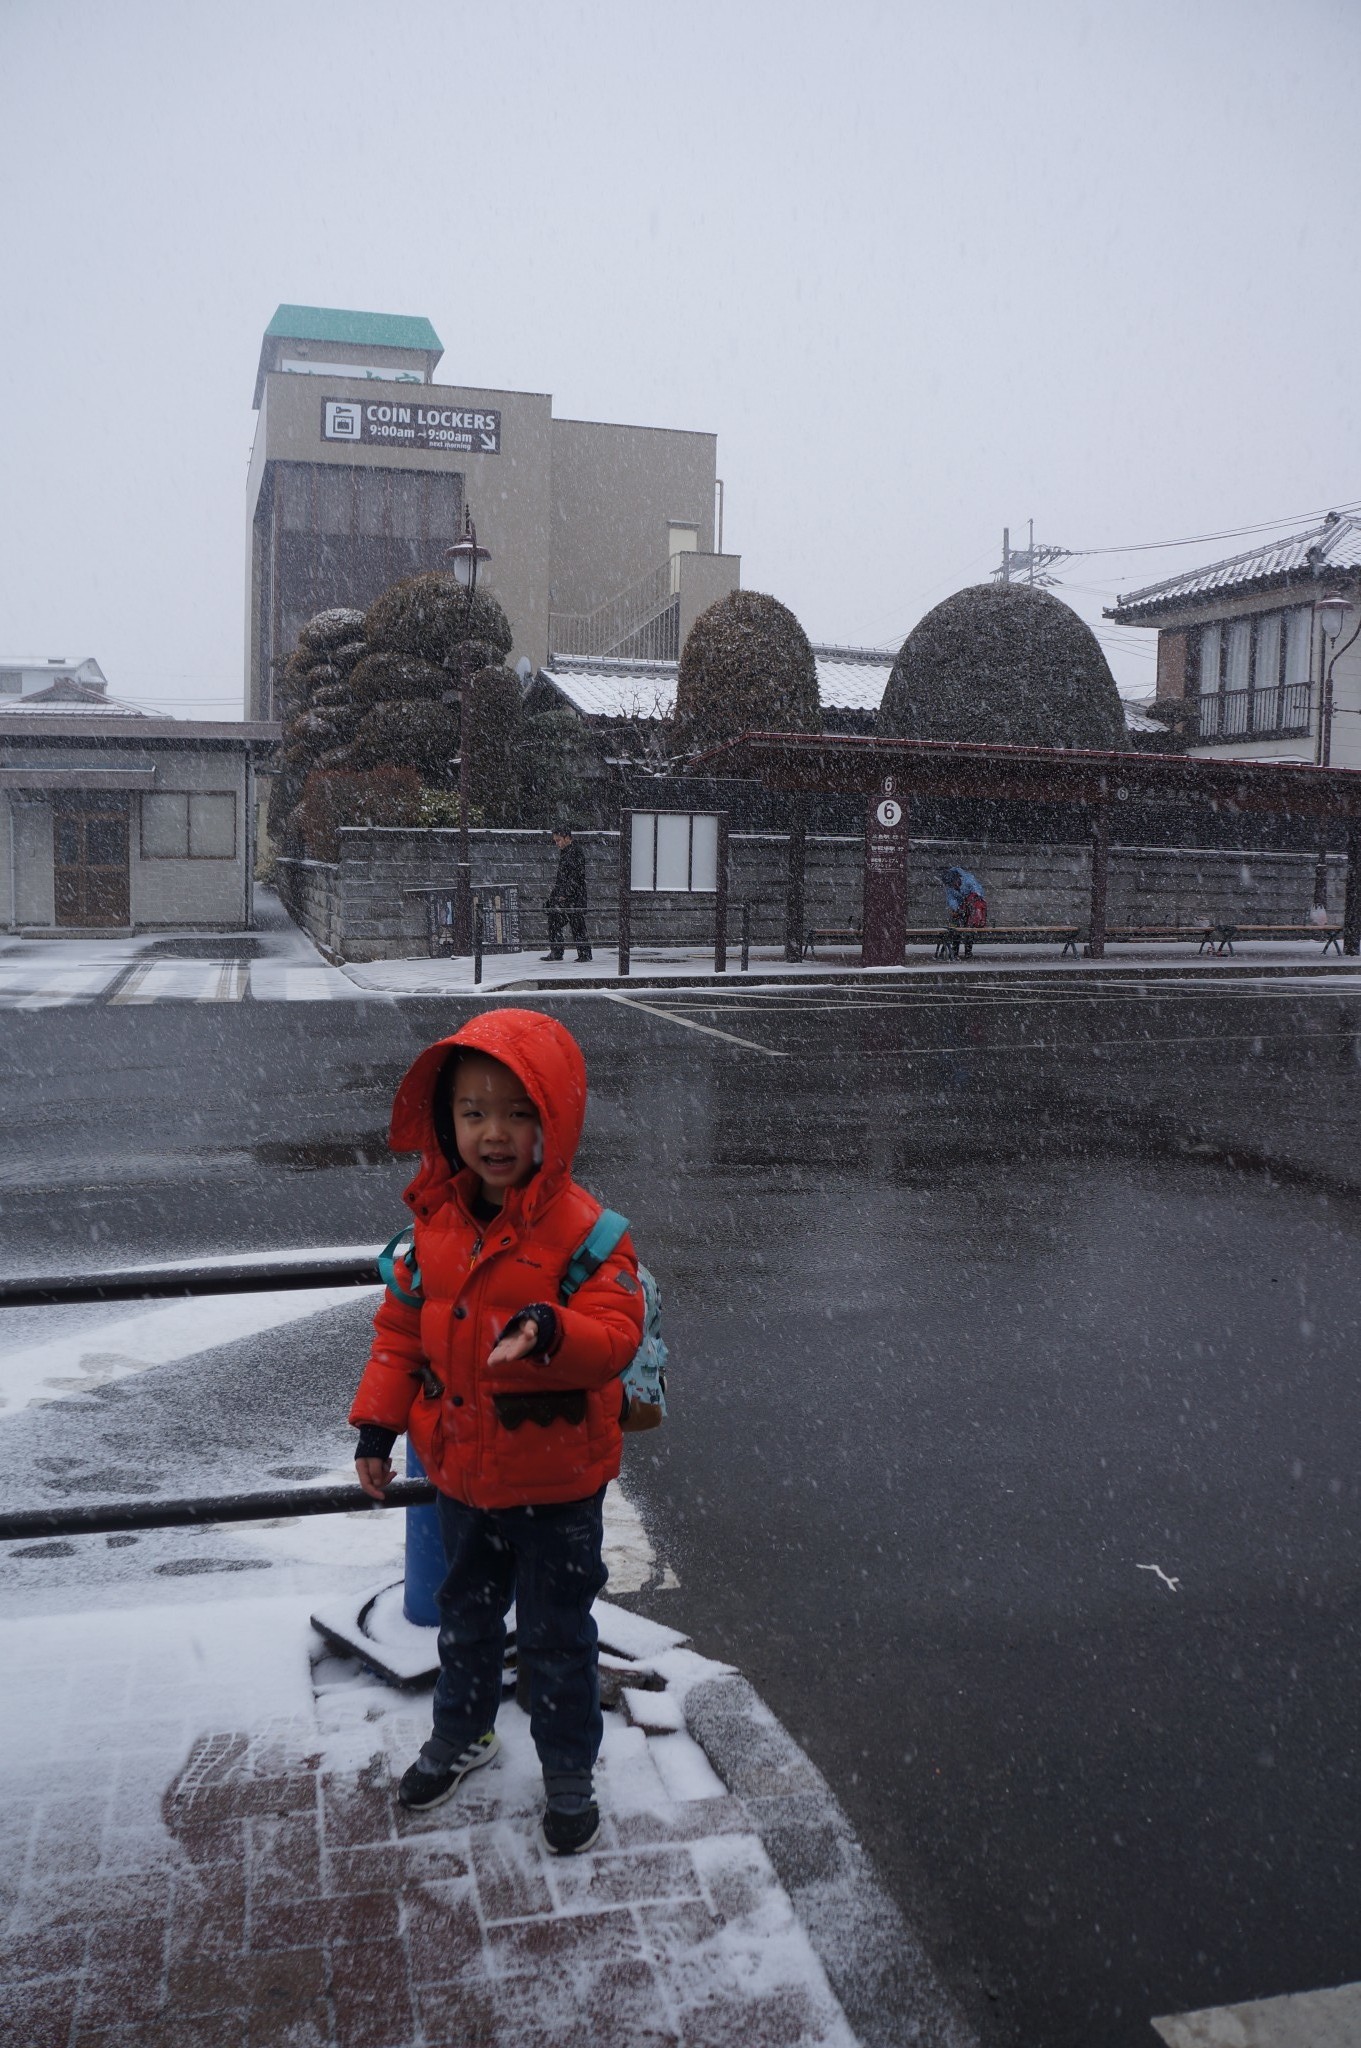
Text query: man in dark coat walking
543 826 592 962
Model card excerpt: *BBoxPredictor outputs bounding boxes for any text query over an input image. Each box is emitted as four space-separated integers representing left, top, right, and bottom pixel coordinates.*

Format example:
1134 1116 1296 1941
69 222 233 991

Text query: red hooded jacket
349 1010 644 1509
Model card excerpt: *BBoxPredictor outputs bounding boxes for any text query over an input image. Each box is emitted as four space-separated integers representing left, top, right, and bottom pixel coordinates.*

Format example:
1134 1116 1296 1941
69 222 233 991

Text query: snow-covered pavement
0 1573 971 2048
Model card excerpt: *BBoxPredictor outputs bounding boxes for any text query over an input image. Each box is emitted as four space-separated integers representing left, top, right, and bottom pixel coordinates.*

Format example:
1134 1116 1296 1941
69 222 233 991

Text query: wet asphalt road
3 973 1361 2047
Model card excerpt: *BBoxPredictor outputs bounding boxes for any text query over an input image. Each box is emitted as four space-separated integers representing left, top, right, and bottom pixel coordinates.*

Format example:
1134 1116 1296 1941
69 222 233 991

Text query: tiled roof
1107 513 1361 622
539 647 897 722
3 683 147 716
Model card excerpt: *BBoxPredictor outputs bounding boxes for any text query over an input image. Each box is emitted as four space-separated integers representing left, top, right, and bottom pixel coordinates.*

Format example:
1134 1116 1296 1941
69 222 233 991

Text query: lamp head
444 509 491 593
1315 592 1350 641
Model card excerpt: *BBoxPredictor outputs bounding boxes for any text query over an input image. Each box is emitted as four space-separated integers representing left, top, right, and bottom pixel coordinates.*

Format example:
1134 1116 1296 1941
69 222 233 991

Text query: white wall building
1106 512 1361 766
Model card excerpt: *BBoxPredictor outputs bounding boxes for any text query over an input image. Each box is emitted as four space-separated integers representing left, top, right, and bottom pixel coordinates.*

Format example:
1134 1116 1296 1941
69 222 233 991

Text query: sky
3 0 1360 718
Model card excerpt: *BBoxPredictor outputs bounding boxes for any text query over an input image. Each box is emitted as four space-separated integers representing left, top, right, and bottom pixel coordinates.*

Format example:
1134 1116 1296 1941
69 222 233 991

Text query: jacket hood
390 1009 589 1221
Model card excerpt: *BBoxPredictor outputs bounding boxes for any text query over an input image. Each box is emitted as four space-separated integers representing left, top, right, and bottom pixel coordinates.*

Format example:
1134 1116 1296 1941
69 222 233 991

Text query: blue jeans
433 1488 607 1790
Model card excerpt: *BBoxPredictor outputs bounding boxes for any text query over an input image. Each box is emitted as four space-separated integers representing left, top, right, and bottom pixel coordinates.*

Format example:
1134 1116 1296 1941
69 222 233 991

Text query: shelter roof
1107 512 1361 624
700 730 1361 821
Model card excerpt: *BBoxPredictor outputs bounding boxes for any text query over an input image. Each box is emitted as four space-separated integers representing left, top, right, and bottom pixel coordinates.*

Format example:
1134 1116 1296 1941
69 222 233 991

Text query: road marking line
602 991 788 1056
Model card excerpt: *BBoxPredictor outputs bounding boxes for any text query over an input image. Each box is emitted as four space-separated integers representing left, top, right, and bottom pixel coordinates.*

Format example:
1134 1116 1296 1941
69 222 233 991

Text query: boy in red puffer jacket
350 1009 644 1855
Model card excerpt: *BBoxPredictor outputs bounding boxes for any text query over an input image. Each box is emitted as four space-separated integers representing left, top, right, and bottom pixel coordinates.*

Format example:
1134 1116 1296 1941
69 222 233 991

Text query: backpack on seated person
377 1208 668 1434
962 888 988 929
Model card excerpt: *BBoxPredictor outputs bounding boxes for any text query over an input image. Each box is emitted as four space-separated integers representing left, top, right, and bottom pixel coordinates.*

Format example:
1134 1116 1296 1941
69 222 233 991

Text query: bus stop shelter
700 733 1361 963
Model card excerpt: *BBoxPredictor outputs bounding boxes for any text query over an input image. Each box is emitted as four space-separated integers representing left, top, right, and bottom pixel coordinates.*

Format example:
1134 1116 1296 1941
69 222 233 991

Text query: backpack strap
378 1225 424 1308
560 1209 630 1302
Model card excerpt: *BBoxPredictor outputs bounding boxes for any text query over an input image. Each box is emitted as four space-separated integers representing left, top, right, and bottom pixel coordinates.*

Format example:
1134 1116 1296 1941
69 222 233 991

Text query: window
140 792 237 859
1196 607 1313 740
0 670 21 694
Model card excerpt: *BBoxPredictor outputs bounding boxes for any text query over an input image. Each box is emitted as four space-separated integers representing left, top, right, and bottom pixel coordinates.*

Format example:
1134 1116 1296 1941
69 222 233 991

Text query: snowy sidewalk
340 939 1361 998
0 1591 973 2048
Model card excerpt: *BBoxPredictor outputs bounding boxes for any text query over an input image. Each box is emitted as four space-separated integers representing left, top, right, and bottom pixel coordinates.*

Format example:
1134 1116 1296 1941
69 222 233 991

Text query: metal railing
548 560 680 662
1196 681 1312 741
0 1252 433 1545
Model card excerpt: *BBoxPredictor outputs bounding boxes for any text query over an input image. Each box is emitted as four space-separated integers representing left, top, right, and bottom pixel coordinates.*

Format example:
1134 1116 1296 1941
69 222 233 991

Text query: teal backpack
378 1207 668 1431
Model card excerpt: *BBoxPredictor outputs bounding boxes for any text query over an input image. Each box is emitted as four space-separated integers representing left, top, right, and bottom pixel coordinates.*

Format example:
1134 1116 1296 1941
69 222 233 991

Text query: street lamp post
1312 592 1353 910
442 509 491 955
1315 591 1352 769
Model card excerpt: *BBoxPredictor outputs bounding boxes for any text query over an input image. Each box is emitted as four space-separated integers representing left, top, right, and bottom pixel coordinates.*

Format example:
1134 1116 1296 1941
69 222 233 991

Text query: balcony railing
1195 681 1312 742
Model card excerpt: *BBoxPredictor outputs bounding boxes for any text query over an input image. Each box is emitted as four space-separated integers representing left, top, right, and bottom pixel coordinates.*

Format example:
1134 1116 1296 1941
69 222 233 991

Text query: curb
683 1673 979 2048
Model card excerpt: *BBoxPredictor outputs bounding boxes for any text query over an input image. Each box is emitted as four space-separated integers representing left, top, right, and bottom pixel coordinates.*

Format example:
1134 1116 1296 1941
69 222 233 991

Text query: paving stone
415 1975 499 2048
80 1917 169 2022
323 1844 413 1897
548 1845 703 1911
468 1824 555 1921
400 1880 485 1980
248 1812 324 1909
1 1972 84 2048
677 1984 825 2048
244 1993 331 2048
249 1892 400 1953
0 1922 88 1983
606 1799 751 1849
330 1983 417 2048
635 1896 723 1965
486 1903 645 1976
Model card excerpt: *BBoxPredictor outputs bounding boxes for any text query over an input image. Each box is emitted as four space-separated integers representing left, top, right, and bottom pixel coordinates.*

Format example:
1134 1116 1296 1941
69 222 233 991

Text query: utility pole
1002 528 1010 586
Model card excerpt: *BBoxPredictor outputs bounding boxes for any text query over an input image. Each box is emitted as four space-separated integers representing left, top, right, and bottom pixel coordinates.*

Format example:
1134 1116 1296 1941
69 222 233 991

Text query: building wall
1155 630 1189 701
677 552 742 645
247 374 556 714
274 827 1348 961
1 746 253 930
547 419 717 618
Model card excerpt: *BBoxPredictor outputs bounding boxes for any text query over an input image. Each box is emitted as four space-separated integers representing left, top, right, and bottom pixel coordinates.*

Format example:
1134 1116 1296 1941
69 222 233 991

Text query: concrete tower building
245 305 739 718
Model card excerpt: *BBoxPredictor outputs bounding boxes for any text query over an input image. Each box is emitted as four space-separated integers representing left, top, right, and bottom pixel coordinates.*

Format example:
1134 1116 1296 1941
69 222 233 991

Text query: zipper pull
470 1236 483 1263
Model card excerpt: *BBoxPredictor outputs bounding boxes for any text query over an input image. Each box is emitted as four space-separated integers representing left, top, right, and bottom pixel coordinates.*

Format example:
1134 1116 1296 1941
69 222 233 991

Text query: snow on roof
1107 512 1361 623
3 684 148 716
539 646 897 721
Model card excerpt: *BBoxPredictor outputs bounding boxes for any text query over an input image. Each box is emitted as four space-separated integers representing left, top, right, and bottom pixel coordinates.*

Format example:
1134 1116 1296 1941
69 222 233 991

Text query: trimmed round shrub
347 649 450 713
297 766 423 861
676 590 821 752
364 575 512 672
345 698 459 782
290 703 360 753
465 665 523 827
299 607 367 653
330 638 369 674
877 583 1129 750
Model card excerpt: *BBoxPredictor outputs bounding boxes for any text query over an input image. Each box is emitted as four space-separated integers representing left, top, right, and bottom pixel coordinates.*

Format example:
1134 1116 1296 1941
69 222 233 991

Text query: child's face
449 1053 542 1199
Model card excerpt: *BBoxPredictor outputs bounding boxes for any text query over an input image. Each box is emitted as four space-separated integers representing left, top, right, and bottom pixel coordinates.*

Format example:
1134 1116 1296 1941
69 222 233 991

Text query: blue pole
403 1441 445 1626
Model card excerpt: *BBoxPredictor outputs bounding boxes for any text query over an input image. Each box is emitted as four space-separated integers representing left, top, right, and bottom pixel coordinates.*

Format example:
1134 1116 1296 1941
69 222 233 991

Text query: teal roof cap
265 304 443 352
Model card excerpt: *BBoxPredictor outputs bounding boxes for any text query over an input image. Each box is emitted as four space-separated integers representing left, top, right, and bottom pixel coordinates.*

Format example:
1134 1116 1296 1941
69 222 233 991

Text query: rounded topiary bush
877 583 1128 750
347 650 449 713
364 575 512 672
346 699 458 782
465 665 523 827
299 607 367 654
676 590 821 752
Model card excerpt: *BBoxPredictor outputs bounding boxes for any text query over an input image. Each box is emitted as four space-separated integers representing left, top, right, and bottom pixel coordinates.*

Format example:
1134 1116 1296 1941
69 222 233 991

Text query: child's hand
487 1317 540 1370
355 1456 394 1501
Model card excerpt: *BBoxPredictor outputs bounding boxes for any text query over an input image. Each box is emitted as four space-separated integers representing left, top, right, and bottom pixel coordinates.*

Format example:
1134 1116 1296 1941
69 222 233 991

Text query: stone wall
275 830 1347 962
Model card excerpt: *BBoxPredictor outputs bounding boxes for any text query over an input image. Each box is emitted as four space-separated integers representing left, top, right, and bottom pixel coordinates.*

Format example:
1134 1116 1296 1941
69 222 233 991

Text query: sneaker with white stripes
397 1730 501 1811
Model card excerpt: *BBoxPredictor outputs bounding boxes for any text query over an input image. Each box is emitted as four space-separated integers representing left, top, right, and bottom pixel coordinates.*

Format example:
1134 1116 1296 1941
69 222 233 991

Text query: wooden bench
802 925 862 958
925 923 1082 959
1203 921 1344 957
802 924 1082 959
1102 924 1217 951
